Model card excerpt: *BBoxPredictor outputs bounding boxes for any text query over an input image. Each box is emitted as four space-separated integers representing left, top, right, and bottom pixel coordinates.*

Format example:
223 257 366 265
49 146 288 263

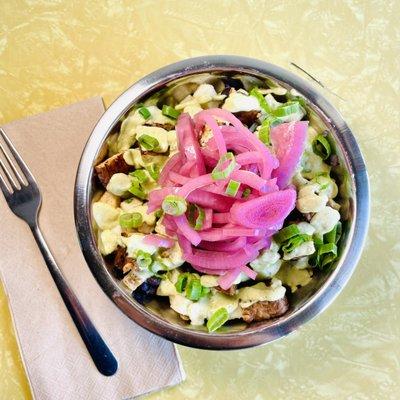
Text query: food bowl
74 55 369 349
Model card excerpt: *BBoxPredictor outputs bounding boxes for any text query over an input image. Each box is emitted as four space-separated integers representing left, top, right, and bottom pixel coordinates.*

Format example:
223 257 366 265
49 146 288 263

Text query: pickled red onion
148 109 305 289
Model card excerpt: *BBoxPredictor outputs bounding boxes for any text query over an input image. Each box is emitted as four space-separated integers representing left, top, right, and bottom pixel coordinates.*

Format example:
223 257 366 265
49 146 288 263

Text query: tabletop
1 1 399 399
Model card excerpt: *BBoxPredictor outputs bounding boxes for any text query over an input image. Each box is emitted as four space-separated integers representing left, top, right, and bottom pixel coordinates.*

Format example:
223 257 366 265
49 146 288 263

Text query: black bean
133 289 153 304
112 267 125 280
223 77 244 91
147 277 161 287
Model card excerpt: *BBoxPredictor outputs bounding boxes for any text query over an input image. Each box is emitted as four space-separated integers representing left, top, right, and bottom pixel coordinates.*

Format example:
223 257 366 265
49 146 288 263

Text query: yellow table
1 1 399 399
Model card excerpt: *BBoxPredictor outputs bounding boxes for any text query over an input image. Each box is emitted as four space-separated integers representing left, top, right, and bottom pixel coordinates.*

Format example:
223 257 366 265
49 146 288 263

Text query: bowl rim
74 55 370 350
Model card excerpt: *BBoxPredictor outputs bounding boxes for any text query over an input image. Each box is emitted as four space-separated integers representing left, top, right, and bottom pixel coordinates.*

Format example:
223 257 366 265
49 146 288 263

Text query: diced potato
159 242 185 269
122 233 157 257
92 202 120 230
297 222 316 235
296 183 328 213
311 174 338 199
209 292 239 315
188 297 210 325
120 197 143 211
311 206 341 235
170 294 193 316
106 173 132 196
167 130 178 153
193 83 218 104
300 150 331 180
276 263 313 293
157 278 178 296
238 280 286 308
123 148 168 169
222 90 261 113
200 275 219 288
98 226 122 255
99 191 120 208
250 241 282 279
135 126 169 153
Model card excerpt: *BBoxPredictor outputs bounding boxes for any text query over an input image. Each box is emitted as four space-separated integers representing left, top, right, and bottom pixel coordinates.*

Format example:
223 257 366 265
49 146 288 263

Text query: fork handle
30 225 118 376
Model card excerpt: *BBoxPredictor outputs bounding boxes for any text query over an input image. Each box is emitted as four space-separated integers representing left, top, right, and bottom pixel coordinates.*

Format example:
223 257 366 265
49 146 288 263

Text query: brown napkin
0 98 185 400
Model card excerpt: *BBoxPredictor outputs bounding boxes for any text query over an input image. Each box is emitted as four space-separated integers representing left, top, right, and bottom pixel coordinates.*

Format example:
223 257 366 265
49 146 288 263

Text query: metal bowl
74 56 370 349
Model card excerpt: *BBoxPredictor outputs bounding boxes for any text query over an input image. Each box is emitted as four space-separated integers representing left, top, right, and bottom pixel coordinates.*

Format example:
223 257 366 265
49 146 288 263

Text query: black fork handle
31 225 118 376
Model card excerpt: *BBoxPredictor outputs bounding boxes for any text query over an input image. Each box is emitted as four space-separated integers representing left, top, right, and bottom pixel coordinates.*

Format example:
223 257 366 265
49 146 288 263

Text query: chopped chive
225 179 240 197
186 278 203 301
138 107 151 120
130 169 148 183
312 134 331 160
138 134 160 151
146 163 160 181
250 87 272 114
119 212 143 229
207 308 229 332
136 250 153 270
162 195 187 216
162 105 180 119
129 178 147 200
175 273 190 293
187 204 205 230
281 234 312 253
274 224 300 244
274 101 303 117
211 152 236 180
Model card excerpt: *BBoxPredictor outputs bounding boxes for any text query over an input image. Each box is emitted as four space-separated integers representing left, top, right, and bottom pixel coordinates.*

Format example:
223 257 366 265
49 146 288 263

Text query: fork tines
0 128 30 194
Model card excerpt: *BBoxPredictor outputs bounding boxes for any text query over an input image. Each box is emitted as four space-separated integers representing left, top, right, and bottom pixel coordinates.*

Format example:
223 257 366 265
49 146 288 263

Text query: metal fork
0 128 118 376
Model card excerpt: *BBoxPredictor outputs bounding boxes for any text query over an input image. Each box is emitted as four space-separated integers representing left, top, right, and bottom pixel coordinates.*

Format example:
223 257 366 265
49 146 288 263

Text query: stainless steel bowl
74 56 370 349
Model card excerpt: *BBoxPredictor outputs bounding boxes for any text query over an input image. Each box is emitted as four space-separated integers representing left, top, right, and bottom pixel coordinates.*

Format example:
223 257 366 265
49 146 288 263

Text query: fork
0 128 118 376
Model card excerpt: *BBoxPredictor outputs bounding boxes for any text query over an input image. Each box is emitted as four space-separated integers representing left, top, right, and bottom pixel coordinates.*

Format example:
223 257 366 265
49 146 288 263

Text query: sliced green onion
175 273 190 293
282 234 312 253
146 163 160 181
242 188 251 198
162 105 180 119
290 95 307 108
186 278 203 301
136 250 153 270
129 178 147 200
317 243 338 269
119 212 143 229
324 224 337 244
225 179 240 197
155 209 163 219
323 222 342 246
207 307 229 332
187 204 205 230
212 152 236 180
274 224 300 244
258 120 271 145
138 134 160 151
274 101 302 117
162 195 187 216
313 234 324 248
130 169 148 183
335 222 342 244
201 286 210 297
250 88 272 114
312 134 331 160
138 107 151 120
